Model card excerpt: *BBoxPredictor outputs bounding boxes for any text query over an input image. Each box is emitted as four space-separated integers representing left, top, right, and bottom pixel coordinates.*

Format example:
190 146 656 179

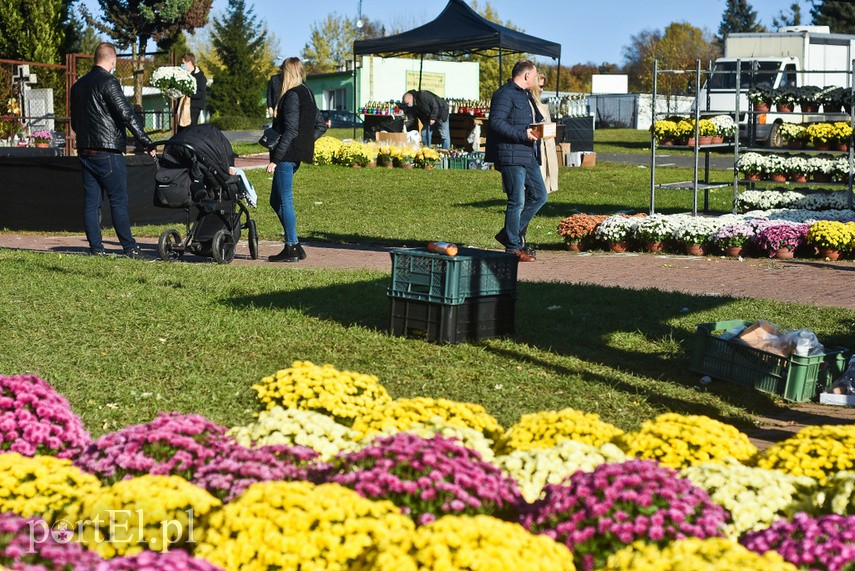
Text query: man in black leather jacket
402 89 450 149
70 42 156 258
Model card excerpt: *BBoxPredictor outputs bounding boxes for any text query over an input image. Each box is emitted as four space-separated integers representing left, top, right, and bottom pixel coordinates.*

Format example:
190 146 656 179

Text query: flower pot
698 136 714 146
724 246 743 257
351 163 362 168
836 142 849 152
769 173 787 183
813 142 831 151
787 140 805 150
743 172 762 182
423 165 435 171
35 142 49 148
711 135 724 144
818 248 842 261
402 163 414 169
564 241 583 252
608 240 630 253
753 102 771 112
773 247 794 259
801 103 819 113
660 138 674 146
776 103 794 113
644 241 664 253
685 243 706 256
789 173 808 183
686 137 695 146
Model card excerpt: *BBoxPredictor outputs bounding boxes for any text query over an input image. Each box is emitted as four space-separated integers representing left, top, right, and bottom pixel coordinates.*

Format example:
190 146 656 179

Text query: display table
0 154 185 231
449 114 487 151
0 147 62 158
363 115 405 140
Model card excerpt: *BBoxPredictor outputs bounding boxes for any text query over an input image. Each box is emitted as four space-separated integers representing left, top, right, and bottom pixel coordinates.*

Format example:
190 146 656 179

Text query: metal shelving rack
649 59 737 216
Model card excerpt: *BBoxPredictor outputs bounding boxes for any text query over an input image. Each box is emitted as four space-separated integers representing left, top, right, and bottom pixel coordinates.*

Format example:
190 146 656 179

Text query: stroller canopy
163 124 235 173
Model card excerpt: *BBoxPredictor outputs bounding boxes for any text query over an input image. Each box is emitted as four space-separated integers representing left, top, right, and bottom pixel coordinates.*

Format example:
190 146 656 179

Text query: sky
83 0 810 65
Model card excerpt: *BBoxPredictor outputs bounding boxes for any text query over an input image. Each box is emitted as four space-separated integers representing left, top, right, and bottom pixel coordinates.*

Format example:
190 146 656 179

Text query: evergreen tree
208 0 268 118
717 0 766 46
811 0 855 34
772 2 802 29
0 0 66 62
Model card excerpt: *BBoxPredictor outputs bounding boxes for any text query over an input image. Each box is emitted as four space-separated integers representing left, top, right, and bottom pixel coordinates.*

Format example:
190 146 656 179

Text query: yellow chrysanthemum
60 474 220 559
754 425 855 484
619 413 757 468
603 538 798 570
351 397 503 441
252 360 391 426
353 514 575 571
498 407 624 453
358 419 497 461
196 481 413 571
0 453 101 520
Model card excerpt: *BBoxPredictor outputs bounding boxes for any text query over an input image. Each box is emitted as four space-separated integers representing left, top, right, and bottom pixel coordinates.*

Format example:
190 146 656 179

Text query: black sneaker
268 245 299 262
293 243 307 260
123 247 155 261
521 244 536 256
89 249 107 256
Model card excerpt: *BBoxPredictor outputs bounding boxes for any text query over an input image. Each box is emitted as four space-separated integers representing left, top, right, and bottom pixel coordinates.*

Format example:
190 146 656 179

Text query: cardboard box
530 122 557 139
580 151 597 168
819 392 855 406
376 132 407 144
736 321 788 357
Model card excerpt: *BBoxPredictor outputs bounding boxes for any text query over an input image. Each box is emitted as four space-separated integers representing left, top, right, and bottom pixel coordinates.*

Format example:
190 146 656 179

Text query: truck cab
699 57 800 146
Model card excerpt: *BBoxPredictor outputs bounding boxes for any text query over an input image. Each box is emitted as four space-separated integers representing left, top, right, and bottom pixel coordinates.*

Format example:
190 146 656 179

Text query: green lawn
134 162 736 245
2 250 852 437
4 141 844 441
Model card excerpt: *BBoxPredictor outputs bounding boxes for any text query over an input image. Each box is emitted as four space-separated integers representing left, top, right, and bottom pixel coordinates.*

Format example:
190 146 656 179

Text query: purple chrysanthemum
742 513 855 571
74 412 232 483
94 549 224 571
325 432 523 525
0 375 91 459
520 459 727 571
0 511 103 570
194 443 319 502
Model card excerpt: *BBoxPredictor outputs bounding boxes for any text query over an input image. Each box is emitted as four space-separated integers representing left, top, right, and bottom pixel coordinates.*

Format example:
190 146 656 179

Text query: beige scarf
177 96 192 127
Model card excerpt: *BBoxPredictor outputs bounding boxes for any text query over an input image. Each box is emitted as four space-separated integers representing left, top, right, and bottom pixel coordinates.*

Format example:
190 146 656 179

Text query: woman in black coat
266 57 326 262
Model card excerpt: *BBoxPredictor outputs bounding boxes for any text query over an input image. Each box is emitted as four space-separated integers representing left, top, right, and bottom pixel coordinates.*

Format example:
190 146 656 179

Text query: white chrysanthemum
494 440 626 502
357 418 496 461
228 406 360 460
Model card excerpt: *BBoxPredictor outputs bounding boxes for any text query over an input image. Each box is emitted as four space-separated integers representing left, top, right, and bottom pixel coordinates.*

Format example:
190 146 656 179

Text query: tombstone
24 89 54 132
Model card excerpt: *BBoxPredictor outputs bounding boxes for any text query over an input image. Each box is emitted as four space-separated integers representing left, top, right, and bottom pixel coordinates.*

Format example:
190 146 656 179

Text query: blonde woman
531 73 558 193
266 57 326 262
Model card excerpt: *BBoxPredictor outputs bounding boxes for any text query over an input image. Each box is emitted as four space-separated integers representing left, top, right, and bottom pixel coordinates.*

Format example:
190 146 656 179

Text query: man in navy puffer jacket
485 60 548 262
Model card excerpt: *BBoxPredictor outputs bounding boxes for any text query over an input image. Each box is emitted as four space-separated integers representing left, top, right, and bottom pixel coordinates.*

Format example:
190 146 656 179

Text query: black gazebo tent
350 0 562 134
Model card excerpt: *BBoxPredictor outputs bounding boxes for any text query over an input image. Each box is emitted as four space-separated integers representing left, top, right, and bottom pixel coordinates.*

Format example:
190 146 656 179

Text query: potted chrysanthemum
712 223 755 257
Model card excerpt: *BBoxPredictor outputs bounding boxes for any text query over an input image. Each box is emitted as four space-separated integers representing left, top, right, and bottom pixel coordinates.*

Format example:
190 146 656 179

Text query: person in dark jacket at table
69 41 156 259
485 59 548 262
266 57 327 263
402 89 450 149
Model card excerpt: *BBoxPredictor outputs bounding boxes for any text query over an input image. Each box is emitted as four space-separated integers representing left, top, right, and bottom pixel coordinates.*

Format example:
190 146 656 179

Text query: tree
623 22 720 98
772 2 803 29
301 12 384 74
811 0 855 34
717 0 766 46
207 0 268 118
0 0 67 63
82 0 211 108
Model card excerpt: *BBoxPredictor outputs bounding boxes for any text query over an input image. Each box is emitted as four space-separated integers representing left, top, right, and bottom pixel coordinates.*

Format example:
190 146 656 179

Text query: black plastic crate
389 294 515 344
388 247 518 305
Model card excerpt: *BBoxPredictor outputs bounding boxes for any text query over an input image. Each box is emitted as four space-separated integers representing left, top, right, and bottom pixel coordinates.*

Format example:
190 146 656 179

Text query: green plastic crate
689 320 848 402
447 156 468 169
388 247 518 305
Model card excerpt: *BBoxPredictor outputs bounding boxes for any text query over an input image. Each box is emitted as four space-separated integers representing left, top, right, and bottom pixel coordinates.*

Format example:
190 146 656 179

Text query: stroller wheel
247 219 259 260
157 229 183 261
212 229 236 264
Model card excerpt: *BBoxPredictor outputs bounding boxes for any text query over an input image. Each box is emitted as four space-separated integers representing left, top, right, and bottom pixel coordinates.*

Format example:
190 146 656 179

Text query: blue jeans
422 119 451 149
79 152 136 254
500 161 549 251
270 161 300 244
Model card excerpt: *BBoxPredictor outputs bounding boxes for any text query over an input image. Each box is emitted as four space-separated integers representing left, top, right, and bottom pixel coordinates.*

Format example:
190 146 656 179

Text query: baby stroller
153 124 258 264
